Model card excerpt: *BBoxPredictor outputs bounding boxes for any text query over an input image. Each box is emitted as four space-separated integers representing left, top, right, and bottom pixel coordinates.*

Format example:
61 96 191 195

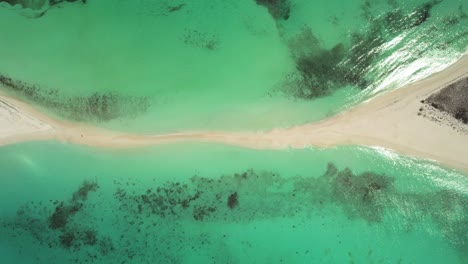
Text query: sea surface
0 142 467 263
0 0 466 132
0 0 467 263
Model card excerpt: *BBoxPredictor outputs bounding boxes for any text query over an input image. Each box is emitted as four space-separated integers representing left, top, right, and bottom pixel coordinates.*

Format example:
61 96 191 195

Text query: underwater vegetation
255 0 291 21
0 73 149 122
6 180 114 261
257 0 467 99
1 163 466 263
0 0 466 125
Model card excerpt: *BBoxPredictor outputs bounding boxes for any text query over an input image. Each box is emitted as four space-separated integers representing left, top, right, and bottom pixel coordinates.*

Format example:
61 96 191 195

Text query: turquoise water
0 142 467 263
1 1 468 263
0 0 466 132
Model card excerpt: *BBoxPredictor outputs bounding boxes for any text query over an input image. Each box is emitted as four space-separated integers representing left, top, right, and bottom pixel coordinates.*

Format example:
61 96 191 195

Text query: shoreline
1 55 468 173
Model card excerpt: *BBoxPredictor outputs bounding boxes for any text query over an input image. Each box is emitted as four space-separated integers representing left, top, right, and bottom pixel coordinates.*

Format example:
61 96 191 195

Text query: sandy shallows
0 55 467 173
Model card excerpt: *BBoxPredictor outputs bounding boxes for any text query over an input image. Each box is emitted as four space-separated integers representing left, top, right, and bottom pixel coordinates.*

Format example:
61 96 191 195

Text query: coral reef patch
1 164 466 263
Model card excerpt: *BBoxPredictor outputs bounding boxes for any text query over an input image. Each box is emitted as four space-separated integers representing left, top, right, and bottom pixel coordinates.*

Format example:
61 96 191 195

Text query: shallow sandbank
0 55 467 173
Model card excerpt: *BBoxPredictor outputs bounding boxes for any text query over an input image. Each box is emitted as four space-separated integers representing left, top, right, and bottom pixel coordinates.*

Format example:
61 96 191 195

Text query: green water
0 0 466 132
0 142 467 263
1 1 468 263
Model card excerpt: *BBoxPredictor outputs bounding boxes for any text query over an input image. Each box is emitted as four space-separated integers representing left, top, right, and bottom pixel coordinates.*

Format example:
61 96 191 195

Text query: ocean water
1 1 468 263
0 142 467 263
0 0 466 132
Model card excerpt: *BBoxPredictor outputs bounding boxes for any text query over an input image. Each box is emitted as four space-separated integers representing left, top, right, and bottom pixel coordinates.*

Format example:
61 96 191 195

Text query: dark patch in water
255 0 291 21
59 231 75 249
258 0 457 99
50 0 85 6
167 3 185 13
0 74 149 122
332 168 394 222
227 192 239 209
73 180 99 201
193 205 217 221
49 202 82 229
182 29 219 51
411 0 443 26
114 181 201 218
49 181 98 229
58 229 100 250
0 0 86 18
0 180 117 262
285 28 351 98
1 165 467 263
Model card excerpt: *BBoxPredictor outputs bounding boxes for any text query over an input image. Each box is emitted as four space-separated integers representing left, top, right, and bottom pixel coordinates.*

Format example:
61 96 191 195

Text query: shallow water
0 142 467 263
1 1 467 263
0 0 466 132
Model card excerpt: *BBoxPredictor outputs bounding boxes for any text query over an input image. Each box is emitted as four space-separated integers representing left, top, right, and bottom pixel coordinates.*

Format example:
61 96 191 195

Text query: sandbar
1 55 467 173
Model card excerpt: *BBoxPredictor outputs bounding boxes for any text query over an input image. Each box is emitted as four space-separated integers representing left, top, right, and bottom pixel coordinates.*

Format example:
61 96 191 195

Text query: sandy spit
1 56 467 173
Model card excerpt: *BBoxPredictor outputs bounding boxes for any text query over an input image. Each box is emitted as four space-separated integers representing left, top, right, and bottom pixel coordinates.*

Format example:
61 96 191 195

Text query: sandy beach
1 55 467 172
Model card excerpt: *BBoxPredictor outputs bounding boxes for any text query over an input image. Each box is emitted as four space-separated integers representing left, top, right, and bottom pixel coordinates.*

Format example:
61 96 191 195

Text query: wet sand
1 55 467 173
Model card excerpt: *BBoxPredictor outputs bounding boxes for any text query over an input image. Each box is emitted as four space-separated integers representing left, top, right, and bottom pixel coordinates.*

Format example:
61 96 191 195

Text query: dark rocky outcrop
425 76 468 124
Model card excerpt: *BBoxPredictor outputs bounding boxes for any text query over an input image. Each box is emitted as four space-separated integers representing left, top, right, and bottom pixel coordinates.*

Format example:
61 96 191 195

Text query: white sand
1 55 467 172
0 95 54 145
